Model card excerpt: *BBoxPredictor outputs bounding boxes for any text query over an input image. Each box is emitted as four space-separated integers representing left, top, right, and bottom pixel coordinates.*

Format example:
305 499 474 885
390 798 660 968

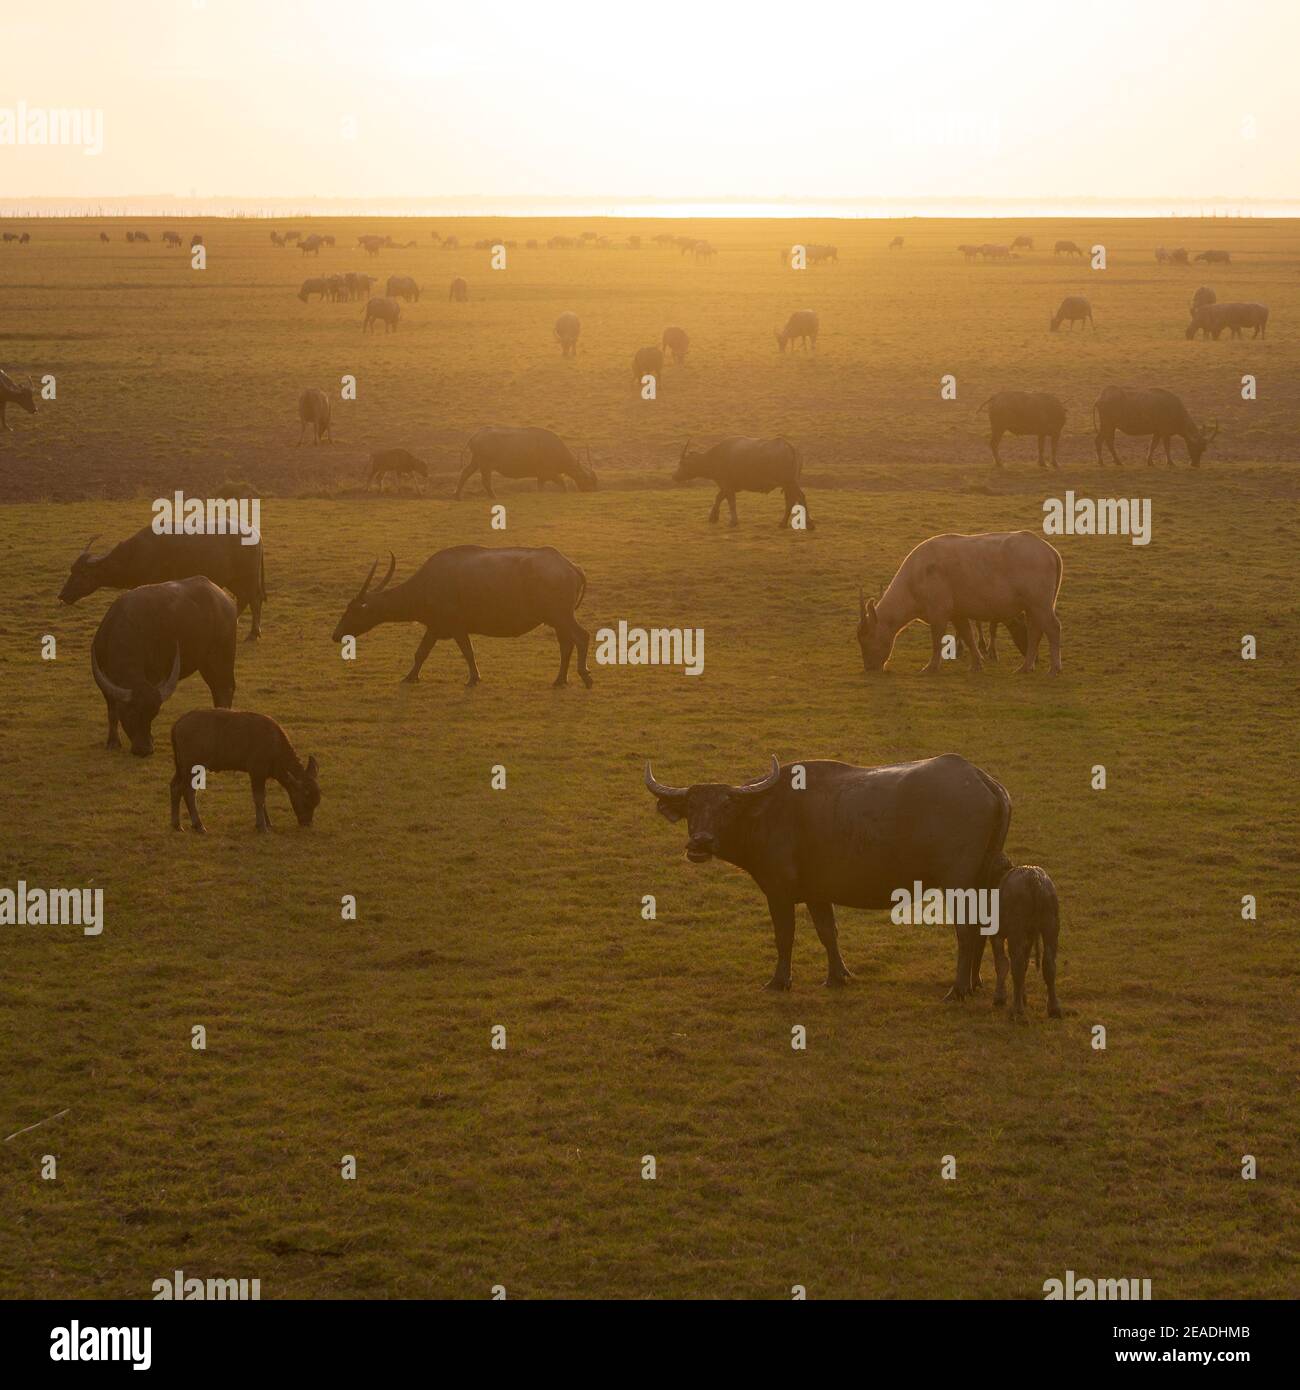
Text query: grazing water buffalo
368 447 427 491
978 391 1066 468
332 545 592 688
60 526 266 640
299 234 323 255
980 243 1011 260
190 234 203 248
1186 301 1268 340
858 531 1062 675
888 235 904 249
1093 386 1217 467
554 311 580 356
297 388 332 444
661 325 689 364
91 577 237 757
1155 246 1170 264
298 278 328 302
1051 295 1093 331
162 231 182 247
1054 239 1084 257
1168 247 1190 265
363 297 401 332
1012 235 1034 251
455 425 597 497
170 709 320 833
643 753 1013 997
0 368 37 431
776 309 819 351
958 243 980 261
385 275 420 302
449 276 469 302
1191 285 1217 315
987 865 1062 1020
1195 249 1231 265
633 345 664 381
674 436 811 528
99 232 110 243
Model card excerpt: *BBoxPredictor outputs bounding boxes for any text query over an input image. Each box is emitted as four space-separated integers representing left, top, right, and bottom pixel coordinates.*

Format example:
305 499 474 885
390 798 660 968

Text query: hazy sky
3 0 1297 204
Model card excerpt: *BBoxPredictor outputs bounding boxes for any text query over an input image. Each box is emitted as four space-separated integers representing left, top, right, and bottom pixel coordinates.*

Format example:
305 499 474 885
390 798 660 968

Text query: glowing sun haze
4 0 1298 209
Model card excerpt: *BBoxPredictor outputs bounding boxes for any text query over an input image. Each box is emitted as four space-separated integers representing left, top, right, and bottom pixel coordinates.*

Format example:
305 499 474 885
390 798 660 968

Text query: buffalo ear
306 755 319 780
655 796 687 824
866 598 877 621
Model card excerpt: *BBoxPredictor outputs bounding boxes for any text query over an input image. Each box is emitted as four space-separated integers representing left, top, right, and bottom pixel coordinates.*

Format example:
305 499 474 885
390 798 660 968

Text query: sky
2 0 1298 211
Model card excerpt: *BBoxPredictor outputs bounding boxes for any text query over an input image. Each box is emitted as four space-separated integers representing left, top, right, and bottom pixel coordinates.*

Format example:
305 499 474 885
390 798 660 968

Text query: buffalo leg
991 934 1009 1006
252 776 271 832
1009 932 1031 1020
1042 914 1062 1018
296 419 307 446
454 633 481 686
182 779 205 833
1145 436 1158 466
105 698 121 750
954 616 984 672
554 628 574 688
170 773 184 830
1050 430 1060 468
708 490 724 523
402 628 437 684
764 896 796 991
248 594 262 642
726 493 738 527
452 459 479 500
922 623 945 674
1164 436 1174 467
1016 616 1044 674
808 901 852 986
1043 609 1063 675
569 618 593 689
990 429 1003 467
945 925 977 1001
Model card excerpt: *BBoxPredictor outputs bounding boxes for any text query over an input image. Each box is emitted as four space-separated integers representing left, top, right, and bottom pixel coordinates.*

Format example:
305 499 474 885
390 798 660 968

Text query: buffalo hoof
823 971 853 988
400 674 419 684
763 975 792 992
1011 1011 1029 1026
708 515 720 524
465 676 481 688
552 677 568 689
245 632 260 643
1048 1004 1063 1019
728 520 739 529
580 673 593 689
943 986 968 1002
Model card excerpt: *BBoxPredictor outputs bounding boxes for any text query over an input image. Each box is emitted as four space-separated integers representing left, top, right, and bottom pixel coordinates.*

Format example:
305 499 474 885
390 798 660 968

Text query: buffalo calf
982 865 1062 1020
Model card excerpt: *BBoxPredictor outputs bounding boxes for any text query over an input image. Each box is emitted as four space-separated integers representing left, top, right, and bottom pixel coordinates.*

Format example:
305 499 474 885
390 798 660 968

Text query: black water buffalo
633 345 664 381
91 577 237 756
776 309 819 351
1050 296 1093 331
363 297 400 332
59 526 266 640
367 447 428 491
1093 386 1217 467
1185 301 1268 340
673 436 811 528
978 391 1066 467
454 426 597 497
386 275 420 302
332 545 592 688
644 753 1012 996
661 325 689 363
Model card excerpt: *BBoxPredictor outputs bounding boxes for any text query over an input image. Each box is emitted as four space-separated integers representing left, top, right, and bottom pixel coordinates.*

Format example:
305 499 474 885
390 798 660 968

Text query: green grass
0 477 1295 1299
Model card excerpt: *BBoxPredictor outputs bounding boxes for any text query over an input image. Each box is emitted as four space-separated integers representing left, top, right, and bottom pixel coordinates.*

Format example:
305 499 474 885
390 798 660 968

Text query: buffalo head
857 590 894 672
571 446 598 492
1188 419 1219 467
59 534 102 604
644 755 781 863
92 642 181 756
673 437 709 484
332 552 396 642
286 755 322 826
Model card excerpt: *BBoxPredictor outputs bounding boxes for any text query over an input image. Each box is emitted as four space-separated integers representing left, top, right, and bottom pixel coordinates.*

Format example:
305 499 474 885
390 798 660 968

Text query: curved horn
91 644 132 704
79 533 101 560
735 754 781 795
373 551 397 593
679 437 692 465
356 556 380 601
156 644 182 702
644 762 688 799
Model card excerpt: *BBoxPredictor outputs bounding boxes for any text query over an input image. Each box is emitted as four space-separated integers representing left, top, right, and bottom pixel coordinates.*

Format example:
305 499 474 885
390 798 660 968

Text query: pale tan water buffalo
363 297 401 333
1190 285 1217 315
1185 301 1268 340
1053 240 1084 257
1093 386 1217 466
776 309 819 351
661 325 689 364
297 389 332 444
633 345 664 382
1051 296 1093 331
554 311 580 356
977 391 1066 468
449 276 469 302
857 531 1063 675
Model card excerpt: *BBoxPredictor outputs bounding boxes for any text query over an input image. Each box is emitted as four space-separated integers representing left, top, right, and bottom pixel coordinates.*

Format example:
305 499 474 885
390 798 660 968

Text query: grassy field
0 218 1296 1300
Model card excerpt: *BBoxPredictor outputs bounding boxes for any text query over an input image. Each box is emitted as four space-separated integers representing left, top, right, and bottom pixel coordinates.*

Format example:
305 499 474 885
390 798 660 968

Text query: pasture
0 218 1296 1299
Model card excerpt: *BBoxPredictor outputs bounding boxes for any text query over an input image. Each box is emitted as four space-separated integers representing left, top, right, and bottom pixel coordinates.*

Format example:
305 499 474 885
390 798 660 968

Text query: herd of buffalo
19 225 1270 1019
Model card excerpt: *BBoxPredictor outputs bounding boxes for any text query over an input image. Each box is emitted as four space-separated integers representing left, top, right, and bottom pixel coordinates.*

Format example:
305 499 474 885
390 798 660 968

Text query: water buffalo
987 865 1062 1020
170 709 320 833
1053 240 1084 257
1168 248 1189 265
298 278 328 302
368 447 427 491
298 388 332 444
190 234 203 248
162 231 182 247
1154 246 1170 264
888 235 904 250
454 426 597 497
363 297 401 332
554 311 580 356
1093 386 1217 467
1051 296 1093 331
386 275 420 302
331 546 592 688
1195 249 1231 265
0 368 38 432
449 276 469 302
1191 285 1217 315
958 244 979 261
99 232 110 243
977 391 1066 468
1012 235 1034 251
776 310 819 351
59 526 266 640
91 577 237 757
633 345 664 381
661 325 689 364
1185 301 1268 340
857 531 1062 675
643 753 1013 997
300 234 323 256
674 436 811 528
